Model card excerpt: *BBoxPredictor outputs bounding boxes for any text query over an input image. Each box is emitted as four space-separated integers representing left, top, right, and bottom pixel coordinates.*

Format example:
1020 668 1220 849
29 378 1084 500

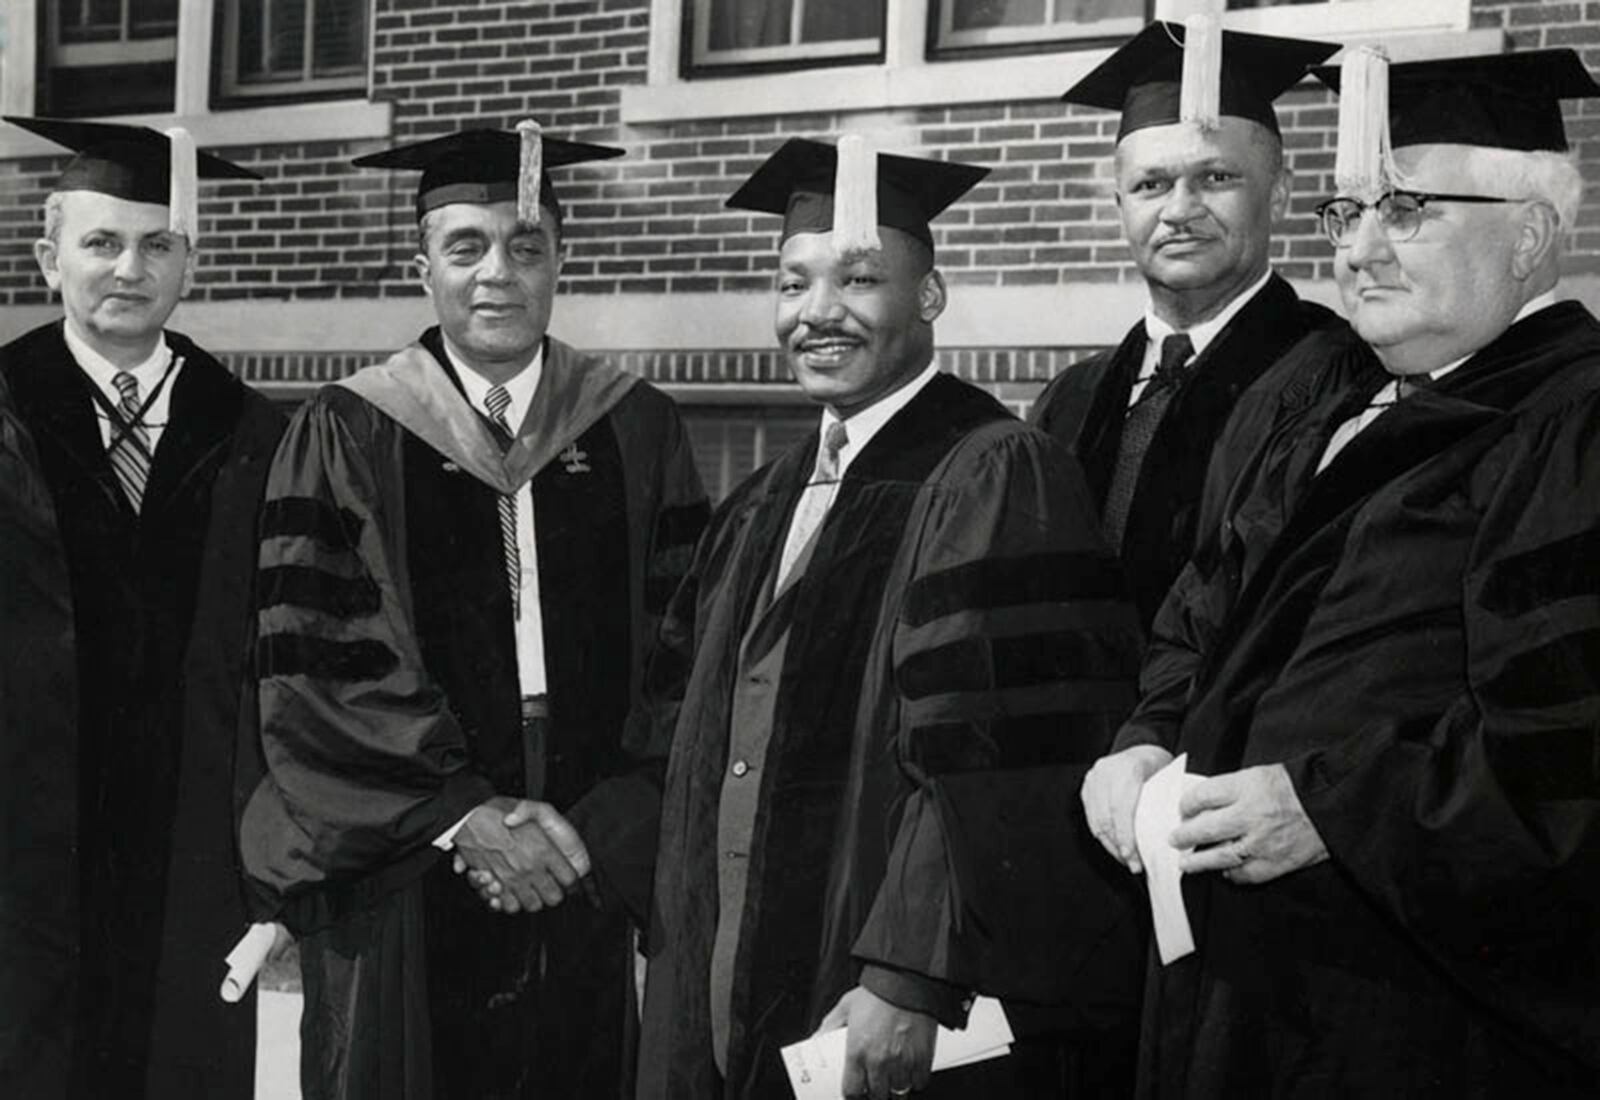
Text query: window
217 0 369 105
40 0 178 116
681 405 818 501
689 0 887 73
932 0 1147 56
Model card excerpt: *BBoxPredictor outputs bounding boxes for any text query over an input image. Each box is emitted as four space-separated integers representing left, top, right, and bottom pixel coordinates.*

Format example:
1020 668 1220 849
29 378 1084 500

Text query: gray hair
41 190 195 250
1431 147 1583 230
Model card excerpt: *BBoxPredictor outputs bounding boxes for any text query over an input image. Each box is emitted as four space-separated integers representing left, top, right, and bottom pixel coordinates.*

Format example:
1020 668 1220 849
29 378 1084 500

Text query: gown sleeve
240 389 495 930
851 425 1148 1024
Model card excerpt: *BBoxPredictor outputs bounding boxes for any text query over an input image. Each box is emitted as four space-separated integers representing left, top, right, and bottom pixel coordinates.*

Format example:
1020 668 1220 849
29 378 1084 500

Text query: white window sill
622 25 1501 126
0 97 391 160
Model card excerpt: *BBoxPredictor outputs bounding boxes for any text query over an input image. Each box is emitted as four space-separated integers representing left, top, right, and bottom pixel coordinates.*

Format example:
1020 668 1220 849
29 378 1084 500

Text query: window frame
686 0 888 75
0 0 389 159
213 0 370 108
624 0 1480 124
928 0 1149 59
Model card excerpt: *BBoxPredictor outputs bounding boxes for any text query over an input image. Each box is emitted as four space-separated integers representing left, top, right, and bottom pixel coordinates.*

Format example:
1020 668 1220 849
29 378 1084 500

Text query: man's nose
798 280 844 326
112 246 144 281
1344 207 1395 271
476 243 513 282
1159 179 1204 224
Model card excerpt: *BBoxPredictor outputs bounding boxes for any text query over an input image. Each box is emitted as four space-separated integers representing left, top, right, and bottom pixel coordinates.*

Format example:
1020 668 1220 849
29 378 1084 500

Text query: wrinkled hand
451 798 591 913
1171 764 1328 885
817 986 935 1099
1081 744 1174 873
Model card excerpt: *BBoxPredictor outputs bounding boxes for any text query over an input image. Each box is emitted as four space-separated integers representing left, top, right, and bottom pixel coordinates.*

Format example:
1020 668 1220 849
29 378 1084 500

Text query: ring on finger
890 1088 912 1098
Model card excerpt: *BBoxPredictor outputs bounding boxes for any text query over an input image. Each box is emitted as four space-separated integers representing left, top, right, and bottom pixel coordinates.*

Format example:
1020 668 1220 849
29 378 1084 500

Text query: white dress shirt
776 360 943 579
1316 290 1560 473
63 322 182 453
1130 269 1274 407
450 340 548 698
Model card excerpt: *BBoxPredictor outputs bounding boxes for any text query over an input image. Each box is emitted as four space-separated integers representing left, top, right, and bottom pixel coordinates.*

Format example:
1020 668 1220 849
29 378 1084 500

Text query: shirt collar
819 360 941 478
1144 268 1274 359
63 320 172 397
448 338 545 429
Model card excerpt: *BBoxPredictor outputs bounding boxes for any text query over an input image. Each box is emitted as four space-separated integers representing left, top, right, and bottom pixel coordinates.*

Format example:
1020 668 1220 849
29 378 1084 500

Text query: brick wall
3 0 1598 361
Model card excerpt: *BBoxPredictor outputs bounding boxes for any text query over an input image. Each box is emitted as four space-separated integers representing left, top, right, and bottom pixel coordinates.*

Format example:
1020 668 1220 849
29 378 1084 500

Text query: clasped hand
450 796 592 914
1083 749 1328 884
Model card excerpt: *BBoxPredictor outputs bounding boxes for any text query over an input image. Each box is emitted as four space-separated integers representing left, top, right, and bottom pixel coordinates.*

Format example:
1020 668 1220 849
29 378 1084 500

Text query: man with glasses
1031 22 1337 631
1080 50 1600 1096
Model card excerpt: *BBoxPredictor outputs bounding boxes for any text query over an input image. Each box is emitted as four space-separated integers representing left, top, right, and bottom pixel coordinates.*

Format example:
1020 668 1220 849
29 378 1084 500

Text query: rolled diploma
220 922 278 1003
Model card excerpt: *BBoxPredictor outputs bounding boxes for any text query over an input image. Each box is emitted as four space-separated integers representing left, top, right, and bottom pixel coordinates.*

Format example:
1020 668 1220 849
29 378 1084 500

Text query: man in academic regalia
614 137 1146 1100
239 124 708 1100
1081 49 1600 1097
1030 22 1339 630
0 118 284 1099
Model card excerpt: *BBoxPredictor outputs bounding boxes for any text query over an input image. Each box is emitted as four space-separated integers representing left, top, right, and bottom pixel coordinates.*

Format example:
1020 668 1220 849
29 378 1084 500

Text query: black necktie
1102 332 1194 552
485 384 520 619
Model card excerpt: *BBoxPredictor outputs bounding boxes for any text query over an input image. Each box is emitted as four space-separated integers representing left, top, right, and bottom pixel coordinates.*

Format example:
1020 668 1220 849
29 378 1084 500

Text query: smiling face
1114 116 1288 324
415 199 562 380
774 228 946 417
34 190 193 363
1334 145 1539 376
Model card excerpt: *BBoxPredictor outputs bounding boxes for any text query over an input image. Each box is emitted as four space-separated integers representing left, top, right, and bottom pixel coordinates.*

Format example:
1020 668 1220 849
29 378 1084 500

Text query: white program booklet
781 995 1014 1100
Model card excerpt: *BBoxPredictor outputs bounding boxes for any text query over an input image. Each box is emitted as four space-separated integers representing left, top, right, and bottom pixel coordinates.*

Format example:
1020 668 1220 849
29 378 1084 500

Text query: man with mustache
1083 50 1600 1096
239 125 707 1099
0 118 283 1098
614 137 1145 1100
1030 22 1338 632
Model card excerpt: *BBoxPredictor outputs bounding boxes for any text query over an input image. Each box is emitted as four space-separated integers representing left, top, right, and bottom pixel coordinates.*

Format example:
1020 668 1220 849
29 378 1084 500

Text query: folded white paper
781 995 1013 1100
220 922 278 1003
1134 753 1206 966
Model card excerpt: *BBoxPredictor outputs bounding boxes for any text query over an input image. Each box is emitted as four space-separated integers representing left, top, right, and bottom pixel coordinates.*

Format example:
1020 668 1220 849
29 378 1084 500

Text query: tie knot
112 371 140 405
816 421 849 478
485 384 512 420
1394 371 1432 400
1155 333 1194 382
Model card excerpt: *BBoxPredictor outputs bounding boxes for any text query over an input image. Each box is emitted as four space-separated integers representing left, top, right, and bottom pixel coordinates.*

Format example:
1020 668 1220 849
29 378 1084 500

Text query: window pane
953 0 1047 32
707 0 792 51
799 1 884 44
238 0 267 78
706 0 882 50
59 0 124 43
312 0 367 76
270 0 309 78
130 0 179 38
43 62 176 115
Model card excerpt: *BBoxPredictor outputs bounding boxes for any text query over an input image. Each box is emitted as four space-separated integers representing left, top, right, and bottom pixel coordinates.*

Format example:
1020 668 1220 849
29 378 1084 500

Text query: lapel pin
560 444 590 474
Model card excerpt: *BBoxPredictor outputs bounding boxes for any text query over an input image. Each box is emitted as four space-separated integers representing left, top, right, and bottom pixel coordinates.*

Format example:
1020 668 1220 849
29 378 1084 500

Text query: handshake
449 796 595 914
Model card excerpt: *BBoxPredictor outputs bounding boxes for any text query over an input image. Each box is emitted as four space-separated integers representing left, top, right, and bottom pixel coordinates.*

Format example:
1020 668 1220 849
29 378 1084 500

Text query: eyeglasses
1314 190 1514 248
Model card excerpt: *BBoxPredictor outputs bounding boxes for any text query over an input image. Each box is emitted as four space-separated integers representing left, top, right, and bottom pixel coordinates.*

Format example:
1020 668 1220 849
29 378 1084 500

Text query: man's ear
179 241 197 298
1268 165 1292 223
33 238 62 291
918 268 947 324
414 253 435 299
1510 200 1560 281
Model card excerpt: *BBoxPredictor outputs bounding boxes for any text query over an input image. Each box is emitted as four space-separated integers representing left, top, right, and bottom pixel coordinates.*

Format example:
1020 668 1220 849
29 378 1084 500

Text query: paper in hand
220 922 278 1003
780 995 1014 1100
1134 753 1205 965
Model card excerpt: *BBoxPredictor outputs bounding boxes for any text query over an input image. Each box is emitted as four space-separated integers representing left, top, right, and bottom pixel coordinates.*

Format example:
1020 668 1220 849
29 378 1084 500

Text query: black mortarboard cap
724 137 988 253
351 125 625 222
1064 21 1337 141
5 115 260 200
1312 49 1600 153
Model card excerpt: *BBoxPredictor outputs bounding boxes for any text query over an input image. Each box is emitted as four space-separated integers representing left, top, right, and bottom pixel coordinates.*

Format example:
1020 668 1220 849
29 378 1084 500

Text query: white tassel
164 126 198 242
1178 14 1223 132
516 119 543 226
1333 46 1397 201
831 134 881 257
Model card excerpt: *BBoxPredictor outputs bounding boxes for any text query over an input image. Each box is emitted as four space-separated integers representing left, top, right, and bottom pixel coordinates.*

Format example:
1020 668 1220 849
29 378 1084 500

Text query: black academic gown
631 374 1148 1100
0 320 284 1100
1030 275 1337 629
242 330 708 1100
1122 303 1600 1098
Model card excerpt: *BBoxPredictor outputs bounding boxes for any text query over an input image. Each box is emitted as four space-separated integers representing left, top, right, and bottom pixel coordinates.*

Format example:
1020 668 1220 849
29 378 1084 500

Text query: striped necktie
1102 332 1194 551
485 383 521 620
777 420 849 587
108 371 154 512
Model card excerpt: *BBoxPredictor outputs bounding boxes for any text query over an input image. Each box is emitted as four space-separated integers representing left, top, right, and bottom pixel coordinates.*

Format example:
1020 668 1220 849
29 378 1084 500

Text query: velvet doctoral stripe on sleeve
242 386 495 928
847 420 1146 1008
